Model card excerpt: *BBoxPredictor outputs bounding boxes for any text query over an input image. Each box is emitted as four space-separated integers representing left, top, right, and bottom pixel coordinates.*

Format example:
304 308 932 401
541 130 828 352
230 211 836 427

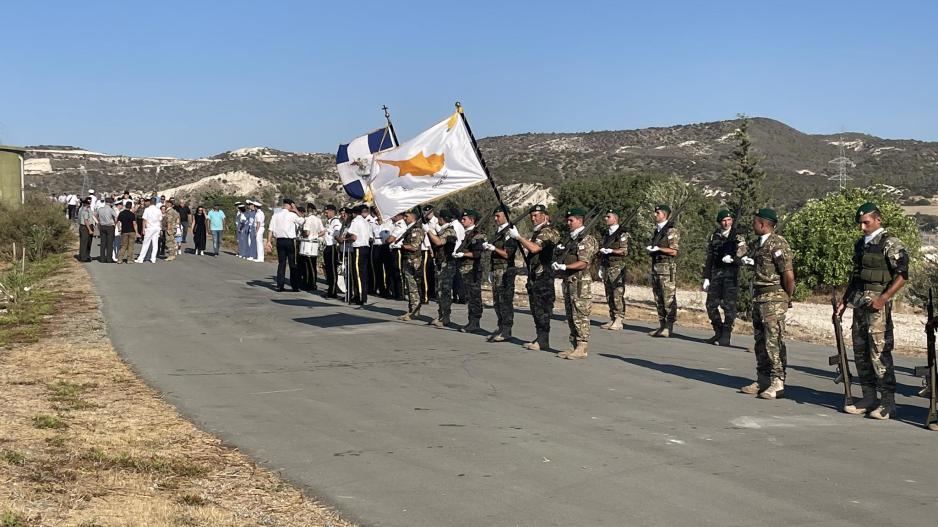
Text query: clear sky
1 0 935 158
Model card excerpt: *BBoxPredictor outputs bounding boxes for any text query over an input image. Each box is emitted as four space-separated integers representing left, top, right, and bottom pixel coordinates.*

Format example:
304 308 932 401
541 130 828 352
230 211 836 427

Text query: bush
0 194 74 262
785 187 921 293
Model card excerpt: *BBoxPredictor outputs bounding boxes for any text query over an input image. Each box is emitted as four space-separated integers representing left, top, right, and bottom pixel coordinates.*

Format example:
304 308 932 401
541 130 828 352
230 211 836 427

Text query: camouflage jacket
600 225 630 269
457 226 486 276
559 232 598 282
163 208 180 233
432 222 458 267
526 223 560 281
703 228 748 279
650 224 679 273
490 225 519 271
402 223 425 266
752 233 793 303
847 229 909 302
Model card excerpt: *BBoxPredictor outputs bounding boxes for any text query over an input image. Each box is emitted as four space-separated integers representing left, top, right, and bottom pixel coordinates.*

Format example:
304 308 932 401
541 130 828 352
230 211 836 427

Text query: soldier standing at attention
598 208 630 331
551 207 599 360
739 208 795 400
482 206 519 342
835 202 909 419
427 209 459 328
647 204 680 337
702 209 748 346
162 199 180 262
454 210 486 333
510 205 559 351
398 209 425 321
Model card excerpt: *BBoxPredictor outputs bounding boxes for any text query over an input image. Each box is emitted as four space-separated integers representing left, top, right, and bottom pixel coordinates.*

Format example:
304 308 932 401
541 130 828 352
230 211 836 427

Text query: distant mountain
24 118 938 206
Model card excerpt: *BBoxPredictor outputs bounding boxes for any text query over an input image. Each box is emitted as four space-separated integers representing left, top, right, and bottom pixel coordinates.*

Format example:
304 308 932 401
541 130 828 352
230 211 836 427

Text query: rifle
829 291 854 409
914 288 937 430
553 205 604 265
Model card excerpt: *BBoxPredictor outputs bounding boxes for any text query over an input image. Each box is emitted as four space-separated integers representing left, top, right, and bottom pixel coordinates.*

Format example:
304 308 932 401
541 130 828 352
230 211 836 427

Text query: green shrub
0 194 74 262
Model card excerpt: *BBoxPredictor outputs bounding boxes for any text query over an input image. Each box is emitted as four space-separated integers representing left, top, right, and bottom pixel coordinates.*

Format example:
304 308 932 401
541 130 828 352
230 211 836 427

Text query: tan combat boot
739 375 769 395
398 313 413 321
608 317 624 331
600 320 614 330
564 342 588 360
758 378 785 400
556 346 575 359
523 341 540 350
648 322 665 337
660 323 674 338
844 386 880 415
869 392 896 420
491 332 508 342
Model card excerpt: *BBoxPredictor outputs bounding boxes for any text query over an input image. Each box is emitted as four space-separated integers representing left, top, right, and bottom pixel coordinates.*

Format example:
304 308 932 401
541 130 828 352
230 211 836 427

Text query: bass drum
299 238 320 257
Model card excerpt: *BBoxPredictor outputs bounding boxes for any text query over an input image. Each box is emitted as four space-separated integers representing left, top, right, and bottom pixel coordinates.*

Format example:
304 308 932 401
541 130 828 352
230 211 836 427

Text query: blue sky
1 0 935 158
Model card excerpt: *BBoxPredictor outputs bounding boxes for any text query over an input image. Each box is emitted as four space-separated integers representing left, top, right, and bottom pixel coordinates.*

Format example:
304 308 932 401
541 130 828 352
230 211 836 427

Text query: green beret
565 207 588 218
855 202 879 223
716 209 733 222
462 209 480 221
604 208 619 217
756 207 778 223
655 204 671 214
404 207 419 217
528 204 548 214
493 204 509 215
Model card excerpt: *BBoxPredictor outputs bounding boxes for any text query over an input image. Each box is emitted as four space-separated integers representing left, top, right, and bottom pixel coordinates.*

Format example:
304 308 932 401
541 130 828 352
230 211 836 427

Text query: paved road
88 251 938 527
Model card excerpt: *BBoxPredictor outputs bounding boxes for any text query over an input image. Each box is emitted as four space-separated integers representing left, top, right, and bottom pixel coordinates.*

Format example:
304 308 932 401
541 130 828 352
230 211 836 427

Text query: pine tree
725 114 766 222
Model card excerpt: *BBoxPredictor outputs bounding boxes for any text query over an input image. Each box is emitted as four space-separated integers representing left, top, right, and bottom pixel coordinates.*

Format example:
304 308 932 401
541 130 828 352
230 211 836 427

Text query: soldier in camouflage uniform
835 202 909 419
647 204 680 337
739 208 795 400
454 209 486 333
551 207 599 359
482 206 519 342
511 204 560 351
162 199 180 261
427 209 459 328
702 209 748 346
598 208 631 331
397 209 425 321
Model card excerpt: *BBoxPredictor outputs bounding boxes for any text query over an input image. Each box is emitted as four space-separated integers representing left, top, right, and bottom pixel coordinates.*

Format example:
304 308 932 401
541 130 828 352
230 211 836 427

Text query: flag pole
455 101 514 226
382 104 400 146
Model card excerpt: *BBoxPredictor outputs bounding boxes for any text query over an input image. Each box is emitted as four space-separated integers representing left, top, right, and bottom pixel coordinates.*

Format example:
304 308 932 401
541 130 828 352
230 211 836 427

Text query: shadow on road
294 313 386 327
271 298 333 308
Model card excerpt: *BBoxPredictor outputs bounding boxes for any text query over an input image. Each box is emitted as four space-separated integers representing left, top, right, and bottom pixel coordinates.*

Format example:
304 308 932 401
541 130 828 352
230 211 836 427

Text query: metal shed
0 145 26 207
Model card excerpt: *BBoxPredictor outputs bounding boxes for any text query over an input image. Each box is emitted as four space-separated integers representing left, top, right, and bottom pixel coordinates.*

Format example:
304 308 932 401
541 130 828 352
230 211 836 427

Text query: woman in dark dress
193 206 208 255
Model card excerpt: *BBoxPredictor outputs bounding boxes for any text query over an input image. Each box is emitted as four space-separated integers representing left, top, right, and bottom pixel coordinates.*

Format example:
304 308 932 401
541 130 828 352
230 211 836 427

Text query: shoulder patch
774 249 783 258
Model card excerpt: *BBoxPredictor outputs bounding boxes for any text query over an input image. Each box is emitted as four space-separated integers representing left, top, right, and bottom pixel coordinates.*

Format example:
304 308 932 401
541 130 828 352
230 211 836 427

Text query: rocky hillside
24 117 938 206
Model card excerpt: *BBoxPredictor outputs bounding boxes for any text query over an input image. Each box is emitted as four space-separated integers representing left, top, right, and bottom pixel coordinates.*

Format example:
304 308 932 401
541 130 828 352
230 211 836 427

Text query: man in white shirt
297 203 324 291
266 198 306 292
66 193 80 220
387 213 408 300
135 197 163 263
88 189 100 211
344 205 374 305
321 205 343 298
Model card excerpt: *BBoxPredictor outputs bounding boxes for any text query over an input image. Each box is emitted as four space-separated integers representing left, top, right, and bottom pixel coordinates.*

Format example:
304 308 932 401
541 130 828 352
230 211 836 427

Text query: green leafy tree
785 187 920 299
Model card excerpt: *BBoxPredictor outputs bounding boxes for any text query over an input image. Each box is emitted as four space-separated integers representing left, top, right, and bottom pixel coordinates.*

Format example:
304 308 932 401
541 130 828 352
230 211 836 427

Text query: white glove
421 223 430 232
646 245 660 253
556 244 565 250
741 256 755 266
453 252 465 259
390 242 402 249
599 248 613 255
551 262 566 271
482 242 496 251
508 226 520 239
702 278 710 291
721 255 734 264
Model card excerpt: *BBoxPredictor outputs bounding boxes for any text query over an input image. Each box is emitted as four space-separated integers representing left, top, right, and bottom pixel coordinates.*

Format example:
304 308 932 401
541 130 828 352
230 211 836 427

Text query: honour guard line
320 104 932 428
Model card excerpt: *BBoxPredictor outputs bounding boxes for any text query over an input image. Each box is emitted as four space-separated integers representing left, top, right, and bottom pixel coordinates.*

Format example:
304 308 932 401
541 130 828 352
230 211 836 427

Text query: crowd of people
63 190 915 424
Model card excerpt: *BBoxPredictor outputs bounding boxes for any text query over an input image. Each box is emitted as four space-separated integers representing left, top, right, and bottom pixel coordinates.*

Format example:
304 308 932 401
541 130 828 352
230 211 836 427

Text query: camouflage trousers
563 275 592 346
602 264 627 319
752 300 788 381
651 265 677 323
852 301 896 394
492 267 516 336
403 259 423 315
705 272 740 327
526 276 555 342
435 261 456 320
461 270 483 322
165 235 178 259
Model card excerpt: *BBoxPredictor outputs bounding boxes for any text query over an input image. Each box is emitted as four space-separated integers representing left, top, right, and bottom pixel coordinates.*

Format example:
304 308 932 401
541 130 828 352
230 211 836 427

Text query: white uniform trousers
136 227 160 263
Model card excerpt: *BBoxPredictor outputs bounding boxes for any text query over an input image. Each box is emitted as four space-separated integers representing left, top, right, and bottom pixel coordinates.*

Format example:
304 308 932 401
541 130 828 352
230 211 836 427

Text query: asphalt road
87 250 938 527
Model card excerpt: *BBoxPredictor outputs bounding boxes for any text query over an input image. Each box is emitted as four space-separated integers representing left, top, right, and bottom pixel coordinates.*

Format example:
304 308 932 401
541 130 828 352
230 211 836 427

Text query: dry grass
0 257 355 527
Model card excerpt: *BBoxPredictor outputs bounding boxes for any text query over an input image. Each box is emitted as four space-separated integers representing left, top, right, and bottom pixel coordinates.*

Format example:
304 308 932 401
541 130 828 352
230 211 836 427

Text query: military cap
855 202 879 223
716 209 733 221
234 201 243 206
422 204 435 212
565 206 588 218
604 208 619 216
462 209 481 221
756 207 778 223
282 198 295 205
654 204 671 214
493 204 509 215
403 207 418 217
339 206 350 214
438 208 454 221
528 204 548 214
324 204 336 211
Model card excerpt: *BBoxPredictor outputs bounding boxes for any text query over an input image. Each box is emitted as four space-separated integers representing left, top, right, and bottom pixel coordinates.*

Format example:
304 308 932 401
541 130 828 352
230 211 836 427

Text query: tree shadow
789 363 925 398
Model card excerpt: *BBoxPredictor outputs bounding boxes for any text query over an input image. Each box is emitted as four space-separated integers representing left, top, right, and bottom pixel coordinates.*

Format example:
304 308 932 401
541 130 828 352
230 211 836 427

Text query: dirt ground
0 257 355 527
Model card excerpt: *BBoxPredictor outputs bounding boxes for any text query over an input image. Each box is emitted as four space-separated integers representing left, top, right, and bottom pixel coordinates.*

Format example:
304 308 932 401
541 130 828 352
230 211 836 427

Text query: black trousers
389 248 403 299
98 225 115 263
298 255 318 290
276 238 298 290
324 245 339 297
371 244 389 296
67 204 77 220
351 246 370 304
78 228 93 261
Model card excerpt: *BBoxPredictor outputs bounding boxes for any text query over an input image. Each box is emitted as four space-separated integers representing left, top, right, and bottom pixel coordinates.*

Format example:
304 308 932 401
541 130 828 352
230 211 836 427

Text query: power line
828 134 855 190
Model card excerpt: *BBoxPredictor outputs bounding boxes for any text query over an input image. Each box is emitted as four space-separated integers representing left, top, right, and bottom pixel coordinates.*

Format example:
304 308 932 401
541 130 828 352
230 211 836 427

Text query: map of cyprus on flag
370 112 487 217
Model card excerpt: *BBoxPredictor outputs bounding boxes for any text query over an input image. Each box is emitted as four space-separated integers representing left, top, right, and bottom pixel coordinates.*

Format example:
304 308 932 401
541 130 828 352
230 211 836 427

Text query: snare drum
299 238 320 257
